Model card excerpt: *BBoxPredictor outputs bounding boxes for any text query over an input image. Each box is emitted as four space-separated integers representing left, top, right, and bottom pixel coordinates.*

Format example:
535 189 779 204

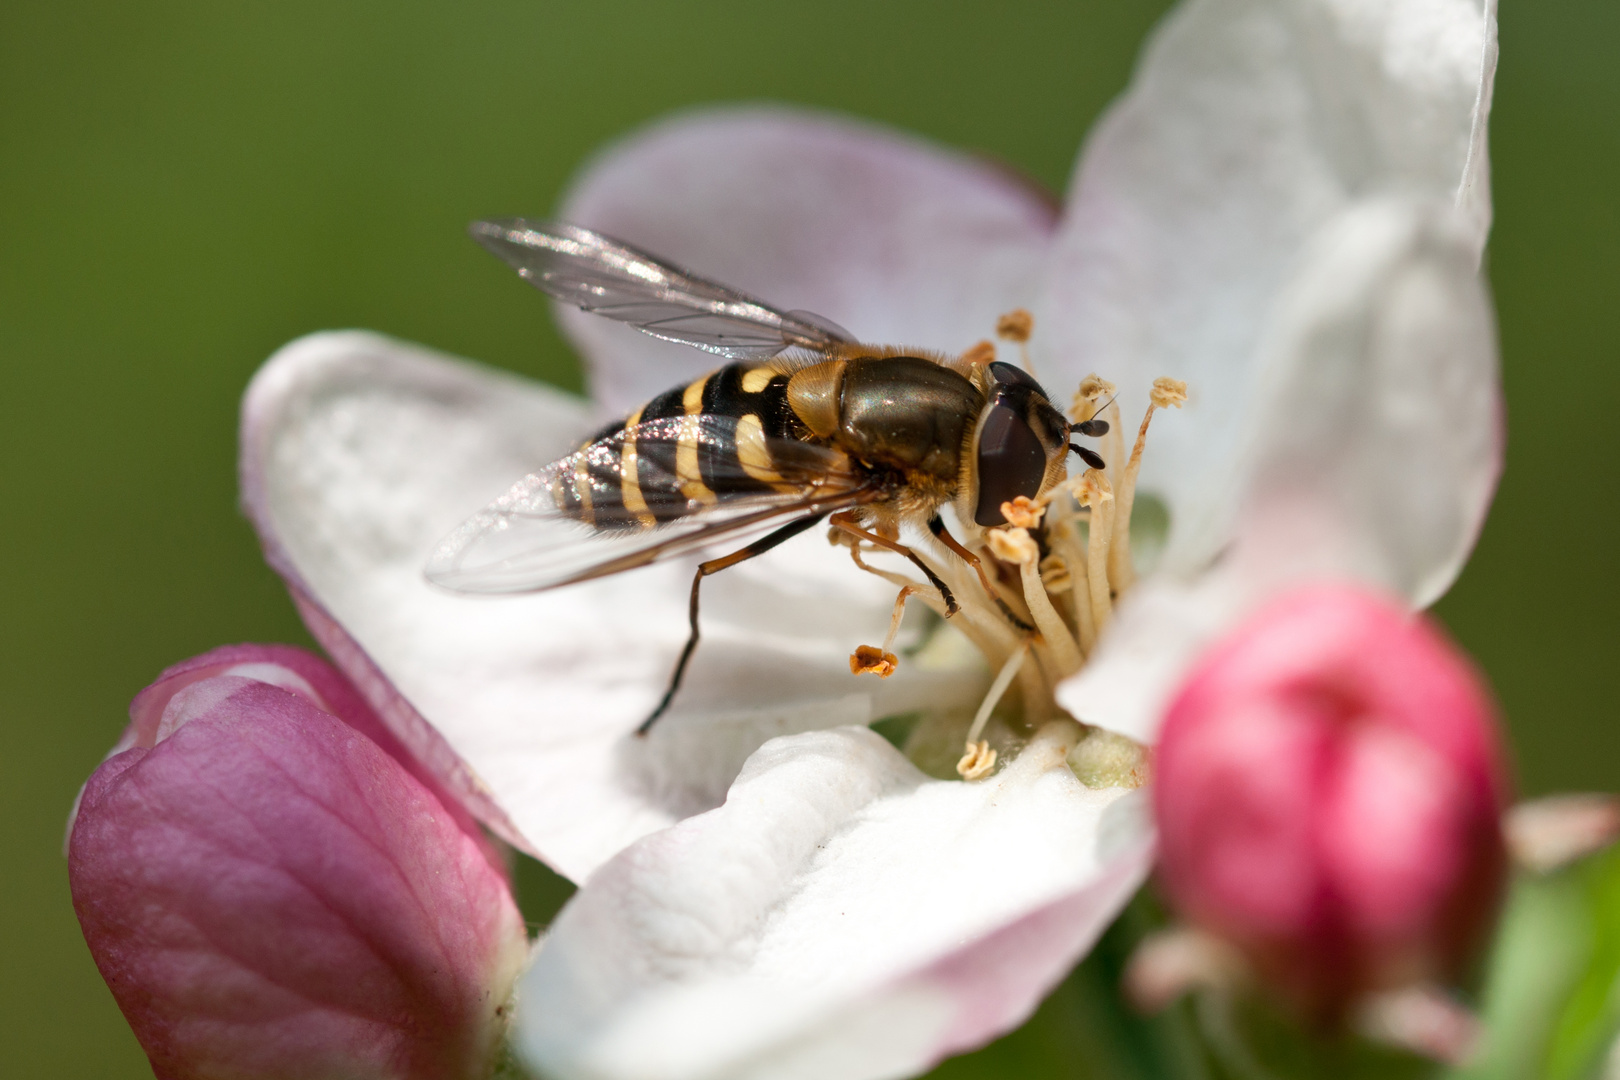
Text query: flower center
840 320 1187 785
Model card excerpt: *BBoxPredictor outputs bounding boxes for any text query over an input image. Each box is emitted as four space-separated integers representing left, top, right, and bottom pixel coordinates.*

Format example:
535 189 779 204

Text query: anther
850 644 899 678
1038 553 1072 594
957 339 996 367
1150 376 1188 409
986 526 1040 566
1000 496 1044 530
995 309 1034 344
1072 374 1117 420
957 740 997 781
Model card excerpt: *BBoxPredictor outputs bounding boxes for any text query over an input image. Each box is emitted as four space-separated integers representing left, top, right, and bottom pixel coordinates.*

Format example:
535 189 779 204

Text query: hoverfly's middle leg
927 515 1037 634
828 511 958 616
638 512 830 737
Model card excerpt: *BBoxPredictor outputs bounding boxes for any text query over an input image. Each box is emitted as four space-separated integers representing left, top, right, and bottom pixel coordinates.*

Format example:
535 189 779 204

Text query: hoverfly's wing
470 219 857 359
426 415 874 594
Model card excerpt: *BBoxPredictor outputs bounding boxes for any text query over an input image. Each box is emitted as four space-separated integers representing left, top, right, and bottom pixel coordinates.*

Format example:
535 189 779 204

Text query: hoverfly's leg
638 512 829 737
828 511 958 616
926 515 1036 634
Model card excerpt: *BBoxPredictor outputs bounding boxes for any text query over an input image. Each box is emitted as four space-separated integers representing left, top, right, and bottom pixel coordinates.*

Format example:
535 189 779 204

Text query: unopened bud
1154 585 1509 1023
69 646 529 1080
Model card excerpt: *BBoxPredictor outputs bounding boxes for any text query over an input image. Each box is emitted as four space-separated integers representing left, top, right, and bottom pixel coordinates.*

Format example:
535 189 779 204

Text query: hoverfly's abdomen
551 362 813 532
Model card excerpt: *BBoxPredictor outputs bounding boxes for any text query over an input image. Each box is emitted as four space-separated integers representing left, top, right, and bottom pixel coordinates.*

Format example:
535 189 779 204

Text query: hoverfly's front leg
927 515 1036 634
638 512 830 736
828 511 958 616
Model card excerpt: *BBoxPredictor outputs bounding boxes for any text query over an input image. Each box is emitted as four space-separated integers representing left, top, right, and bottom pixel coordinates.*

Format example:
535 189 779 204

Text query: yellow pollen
850 644 899 678
1151 376 1188 409
1072 374 1117 418
986 526 1039 565
1000 495 1044 529
995 309 1034 343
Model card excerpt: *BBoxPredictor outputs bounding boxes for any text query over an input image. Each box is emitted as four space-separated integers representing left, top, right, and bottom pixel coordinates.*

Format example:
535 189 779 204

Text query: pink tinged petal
1041 0 1498 572
242 332 985 882
117 643 495 860
1058 197 1498 743
517 724 1152 1080
69 668 529 1080
1153 584 1508 1020
555 106 1059 414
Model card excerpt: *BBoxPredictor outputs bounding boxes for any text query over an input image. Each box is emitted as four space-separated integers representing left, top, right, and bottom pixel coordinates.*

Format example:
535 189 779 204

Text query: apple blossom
68 645 529 1080
1153 584 1509 1024
235 0 1501 1077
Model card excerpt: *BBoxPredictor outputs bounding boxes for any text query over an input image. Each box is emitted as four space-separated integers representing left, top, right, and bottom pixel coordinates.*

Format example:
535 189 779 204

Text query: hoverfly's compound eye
974 403 1047 526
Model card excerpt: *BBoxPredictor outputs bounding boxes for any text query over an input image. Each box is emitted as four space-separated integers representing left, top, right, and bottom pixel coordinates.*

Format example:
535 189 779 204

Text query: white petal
519 723 1152 1080
1061 198 1498 743
554 106 1059 414
1041 0 1498 572
242 333 983 881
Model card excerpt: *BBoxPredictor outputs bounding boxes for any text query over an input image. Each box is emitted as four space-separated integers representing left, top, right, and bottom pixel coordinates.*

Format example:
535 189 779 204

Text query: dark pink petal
1154 583 1508 1020
70 670 529 1080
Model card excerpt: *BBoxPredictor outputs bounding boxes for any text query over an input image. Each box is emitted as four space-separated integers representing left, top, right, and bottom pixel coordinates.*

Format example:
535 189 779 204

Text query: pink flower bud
1153 585 1509 1021
69 645 530 1080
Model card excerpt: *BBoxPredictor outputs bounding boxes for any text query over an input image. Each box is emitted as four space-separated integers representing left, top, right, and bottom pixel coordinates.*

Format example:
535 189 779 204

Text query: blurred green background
2 1 1615 1076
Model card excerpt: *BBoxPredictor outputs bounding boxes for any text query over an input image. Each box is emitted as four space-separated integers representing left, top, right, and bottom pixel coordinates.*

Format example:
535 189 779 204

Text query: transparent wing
470 219 857 358
425 415 874 594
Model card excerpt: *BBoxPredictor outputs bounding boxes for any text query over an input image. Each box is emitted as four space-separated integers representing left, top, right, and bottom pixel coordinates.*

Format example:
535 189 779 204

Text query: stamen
988 527 1082 678
967 643 1027 745
958 642 1029 780
1110 376 1186 591
999 496 1044 529
849 584 919 678
1072 375 1124 490
1077 470 1115 634
995 308 1037 375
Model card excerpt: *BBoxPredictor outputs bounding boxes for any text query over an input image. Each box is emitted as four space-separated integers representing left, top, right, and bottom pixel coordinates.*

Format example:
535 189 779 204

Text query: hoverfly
427 220 1109 732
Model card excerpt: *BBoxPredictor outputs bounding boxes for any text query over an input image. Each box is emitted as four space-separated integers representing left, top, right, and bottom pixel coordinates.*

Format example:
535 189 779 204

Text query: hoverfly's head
970 362 1073 527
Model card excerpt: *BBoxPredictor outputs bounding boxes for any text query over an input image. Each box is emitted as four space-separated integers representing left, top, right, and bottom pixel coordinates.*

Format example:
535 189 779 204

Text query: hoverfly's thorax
833 356 984 484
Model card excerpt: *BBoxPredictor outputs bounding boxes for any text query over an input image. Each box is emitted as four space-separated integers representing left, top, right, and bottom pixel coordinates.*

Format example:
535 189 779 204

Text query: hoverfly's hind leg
829 511 958 616
926 515 1037 633
638 512 831 737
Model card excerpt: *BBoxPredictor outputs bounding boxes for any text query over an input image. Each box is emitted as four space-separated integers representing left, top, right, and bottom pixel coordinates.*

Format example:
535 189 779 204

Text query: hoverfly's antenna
1073 393 1116 438
1069 443 1106 470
